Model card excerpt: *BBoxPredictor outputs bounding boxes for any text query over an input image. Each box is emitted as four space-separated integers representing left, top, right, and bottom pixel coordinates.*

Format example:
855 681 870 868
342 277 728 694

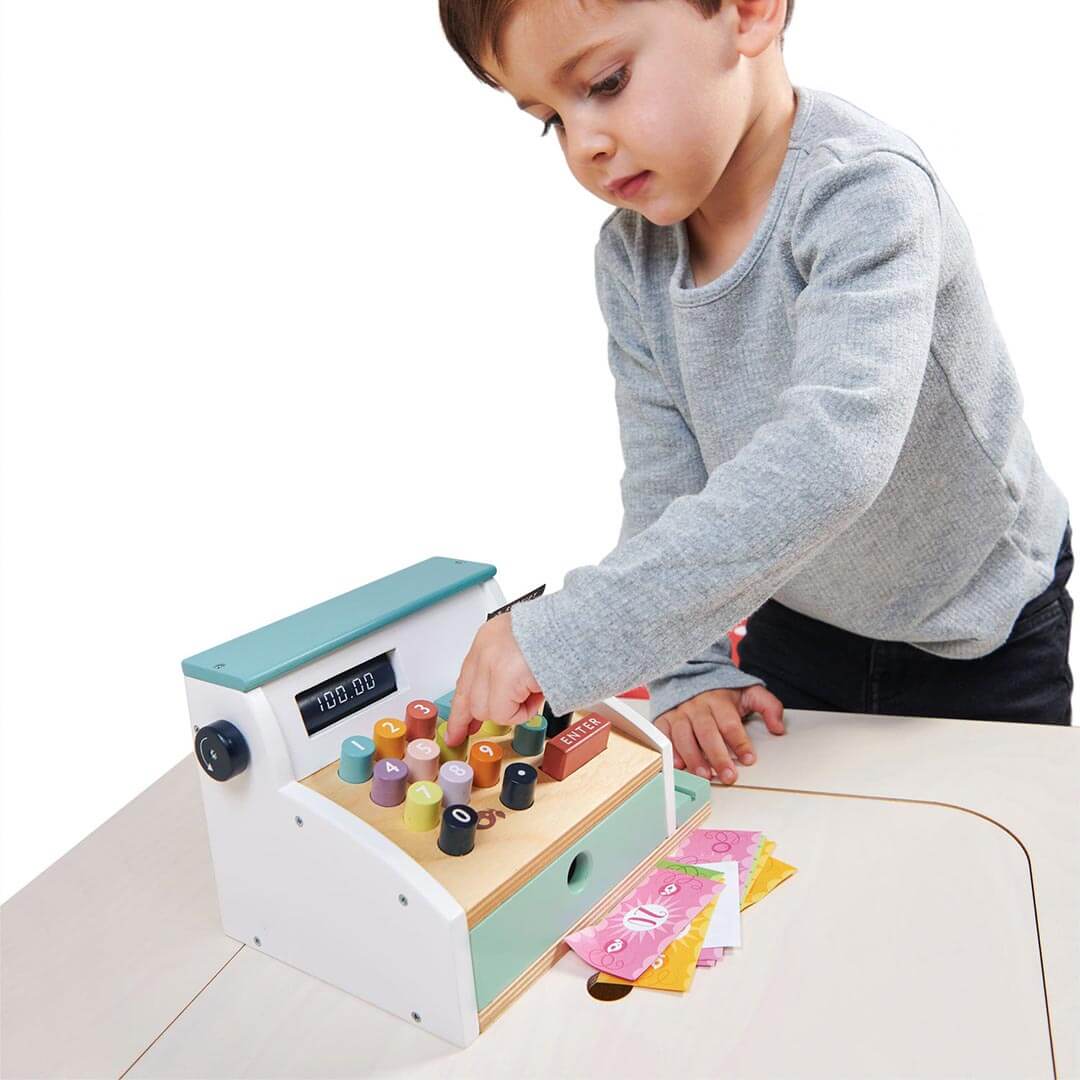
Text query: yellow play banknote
594 897 718 992
742 838 776 903
743 855 797 908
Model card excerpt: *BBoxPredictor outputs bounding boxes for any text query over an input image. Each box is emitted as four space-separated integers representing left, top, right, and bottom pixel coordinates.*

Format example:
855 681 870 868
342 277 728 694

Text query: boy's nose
567 123 617 171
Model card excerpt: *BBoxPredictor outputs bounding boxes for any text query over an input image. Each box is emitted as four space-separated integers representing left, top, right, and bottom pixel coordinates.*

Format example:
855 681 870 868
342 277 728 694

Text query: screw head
253 936 261 947
411 1011 421 1023
295 816 304 828
398 894 408 906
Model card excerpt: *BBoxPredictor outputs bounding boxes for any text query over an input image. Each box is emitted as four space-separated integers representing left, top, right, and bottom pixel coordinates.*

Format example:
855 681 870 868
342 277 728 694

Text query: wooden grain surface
300 723 661 925
3 707 1077 1079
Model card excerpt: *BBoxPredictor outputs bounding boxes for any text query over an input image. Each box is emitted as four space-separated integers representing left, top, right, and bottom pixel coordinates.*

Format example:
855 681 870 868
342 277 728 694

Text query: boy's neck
685 73 797 260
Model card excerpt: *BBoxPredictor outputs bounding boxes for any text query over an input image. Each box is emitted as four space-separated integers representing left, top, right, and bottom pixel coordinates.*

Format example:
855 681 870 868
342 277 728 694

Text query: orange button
373 717 406 761
468 739 503 788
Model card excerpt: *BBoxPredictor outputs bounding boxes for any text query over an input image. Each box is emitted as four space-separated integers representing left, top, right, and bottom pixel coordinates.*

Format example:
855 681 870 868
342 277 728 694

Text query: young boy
439 0 1073 783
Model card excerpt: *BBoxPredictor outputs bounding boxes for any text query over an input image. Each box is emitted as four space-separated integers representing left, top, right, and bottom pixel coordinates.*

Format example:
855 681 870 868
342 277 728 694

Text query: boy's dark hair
440 0 795 90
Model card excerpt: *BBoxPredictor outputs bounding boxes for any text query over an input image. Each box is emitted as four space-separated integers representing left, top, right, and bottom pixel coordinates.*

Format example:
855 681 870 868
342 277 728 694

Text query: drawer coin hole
567 851 592 893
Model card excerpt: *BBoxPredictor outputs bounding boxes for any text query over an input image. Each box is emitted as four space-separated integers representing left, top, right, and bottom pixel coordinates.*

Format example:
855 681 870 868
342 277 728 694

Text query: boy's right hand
654 685 785 785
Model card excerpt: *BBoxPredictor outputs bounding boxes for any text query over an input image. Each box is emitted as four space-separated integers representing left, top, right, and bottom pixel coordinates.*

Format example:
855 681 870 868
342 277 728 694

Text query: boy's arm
595 239 763 718
511 151 943 717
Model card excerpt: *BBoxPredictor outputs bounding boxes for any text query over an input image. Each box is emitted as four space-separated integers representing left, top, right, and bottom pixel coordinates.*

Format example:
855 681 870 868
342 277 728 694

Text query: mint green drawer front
470 773 668 1011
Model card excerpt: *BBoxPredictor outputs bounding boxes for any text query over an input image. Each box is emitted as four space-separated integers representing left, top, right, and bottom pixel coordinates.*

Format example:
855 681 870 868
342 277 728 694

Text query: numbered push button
479 720 511 737
436 720 467 763
403 781 442 831
438 804 478 857
405 699 438 741
371 757 409 806
405 738 440 782
439 760 473 806
373 718 406 761
338 734 375 784
469 740 503 788
512 714 547 756
500 762 538 811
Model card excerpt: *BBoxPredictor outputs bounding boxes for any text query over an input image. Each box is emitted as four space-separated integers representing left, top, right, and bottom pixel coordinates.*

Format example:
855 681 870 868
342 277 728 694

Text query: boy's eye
539 65 630 138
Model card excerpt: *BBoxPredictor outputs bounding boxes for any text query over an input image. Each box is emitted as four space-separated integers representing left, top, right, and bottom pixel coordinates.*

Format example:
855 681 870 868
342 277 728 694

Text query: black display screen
295 651 397 736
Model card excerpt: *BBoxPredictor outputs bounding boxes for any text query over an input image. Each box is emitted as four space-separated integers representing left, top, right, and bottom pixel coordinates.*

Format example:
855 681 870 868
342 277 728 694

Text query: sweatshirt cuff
647 663 764 722
510 591 765 720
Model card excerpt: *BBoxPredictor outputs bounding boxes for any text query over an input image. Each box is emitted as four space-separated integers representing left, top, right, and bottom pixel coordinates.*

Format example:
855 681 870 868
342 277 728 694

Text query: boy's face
482 0 768 227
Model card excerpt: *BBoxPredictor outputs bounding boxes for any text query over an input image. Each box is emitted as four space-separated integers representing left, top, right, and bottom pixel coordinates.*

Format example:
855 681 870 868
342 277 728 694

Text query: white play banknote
699 859 741 948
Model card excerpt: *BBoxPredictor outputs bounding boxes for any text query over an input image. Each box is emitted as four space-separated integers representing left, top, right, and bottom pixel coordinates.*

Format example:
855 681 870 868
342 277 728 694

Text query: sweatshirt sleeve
512 150 943 716
590 231 764 717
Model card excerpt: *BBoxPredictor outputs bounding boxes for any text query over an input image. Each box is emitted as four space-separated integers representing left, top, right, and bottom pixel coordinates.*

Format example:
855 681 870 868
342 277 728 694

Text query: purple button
439 760 473 807
371 757 409 807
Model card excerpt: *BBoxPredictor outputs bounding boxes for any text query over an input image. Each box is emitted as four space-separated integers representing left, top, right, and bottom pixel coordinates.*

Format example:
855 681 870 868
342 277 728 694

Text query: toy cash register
181 557 712 1046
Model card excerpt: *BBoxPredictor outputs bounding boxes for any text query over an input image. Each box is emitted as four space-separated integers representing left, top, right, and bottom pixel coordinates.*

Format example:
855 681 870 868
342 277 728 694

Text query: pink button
405 738 440 782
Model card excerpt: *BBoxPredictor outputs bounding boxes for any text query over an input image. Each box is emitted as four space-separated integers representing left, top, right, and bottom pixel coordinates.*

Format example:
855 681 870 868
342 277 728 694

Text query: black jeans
740 524 1073 725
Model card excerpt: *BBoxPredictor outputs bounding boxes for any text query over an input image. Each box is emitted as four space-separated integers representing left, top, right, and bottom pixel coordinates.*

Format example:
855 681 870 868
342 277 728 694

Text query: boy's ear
729 0 787 59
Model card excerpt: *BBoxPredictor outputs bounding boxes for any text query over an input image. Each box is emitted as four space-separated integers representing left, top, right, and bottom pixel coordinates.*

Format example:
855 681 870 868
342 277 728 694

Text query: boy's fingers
668 717 710 780
446 696 468 747
447 698 472 746
446 661 476 747
469 669 493 731
720 718 756 765
741 685 786 735
508 691 545 728
689 708 737 780
655 715 685 769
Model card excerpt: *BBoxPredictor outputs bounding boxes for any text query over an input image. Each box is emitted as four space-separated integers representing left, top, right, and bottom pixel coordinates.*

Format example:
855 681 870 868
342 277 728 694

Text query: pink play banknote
671 829 764 900
697 946 733 967
565 866 725 981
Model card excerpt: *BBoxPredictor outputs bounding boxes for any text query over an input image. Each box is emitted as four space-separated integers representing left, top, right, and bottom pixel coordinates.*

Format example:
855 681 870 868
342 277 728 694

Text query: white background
1 2 1076 903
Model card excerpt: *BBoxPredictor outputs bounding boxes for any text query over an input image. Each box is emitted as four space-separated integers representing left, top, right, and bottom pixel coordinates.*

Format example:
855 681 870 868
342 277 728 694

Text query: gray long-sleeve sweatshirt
510 84 1070 720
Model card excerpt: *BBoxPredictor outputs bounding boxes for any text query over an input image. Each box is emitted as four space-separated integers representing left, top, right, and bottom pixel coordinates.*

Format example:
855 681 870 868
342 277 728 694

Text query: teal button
338 735 375 784
435 690 456 720
512 714 547 757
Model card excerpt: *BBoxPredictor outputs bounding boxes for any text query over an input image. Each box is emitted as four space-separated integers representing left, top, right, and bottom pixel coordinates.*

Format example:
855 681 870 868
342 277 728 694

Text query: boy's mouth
607 171 651 199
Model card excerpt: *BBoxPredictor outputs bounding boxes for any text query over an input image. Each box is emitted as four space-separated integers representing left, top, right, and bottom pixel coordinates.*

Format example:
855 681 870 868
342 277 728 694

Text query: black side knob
438 804 478 856
194 720 249 782
500 762 537 810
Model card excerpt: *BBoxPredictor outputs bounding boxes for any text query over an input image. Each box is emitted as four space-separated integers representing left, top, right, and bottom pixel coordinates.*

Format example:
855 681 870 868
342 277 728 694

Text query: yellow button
403 781 443 831
436 720 468 762
373 717 406 761
479 720 511 736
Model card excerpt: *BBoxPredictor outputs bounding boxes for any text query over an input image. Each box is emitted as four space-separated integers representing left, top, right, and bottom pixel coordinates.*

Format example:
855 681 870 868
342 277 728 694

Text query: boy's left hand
445 613 545 747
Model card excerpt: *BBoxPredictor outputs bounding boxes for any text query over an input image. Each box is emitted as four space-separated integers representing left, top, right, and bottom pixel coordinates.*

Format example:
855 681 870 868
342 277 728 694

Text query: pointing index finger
446 689 470 748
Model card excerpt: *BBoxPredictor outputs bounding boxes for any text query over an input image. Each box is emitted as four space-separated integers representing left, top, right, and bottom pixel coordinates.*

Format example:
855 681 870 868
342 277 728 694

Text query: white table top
3 707 1078 1079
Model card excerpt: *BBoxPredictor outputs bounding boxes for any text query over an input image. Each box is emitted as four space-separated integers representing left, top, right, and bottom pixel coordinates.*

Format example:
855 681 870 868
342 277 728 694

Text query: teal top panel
181 557 496 692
